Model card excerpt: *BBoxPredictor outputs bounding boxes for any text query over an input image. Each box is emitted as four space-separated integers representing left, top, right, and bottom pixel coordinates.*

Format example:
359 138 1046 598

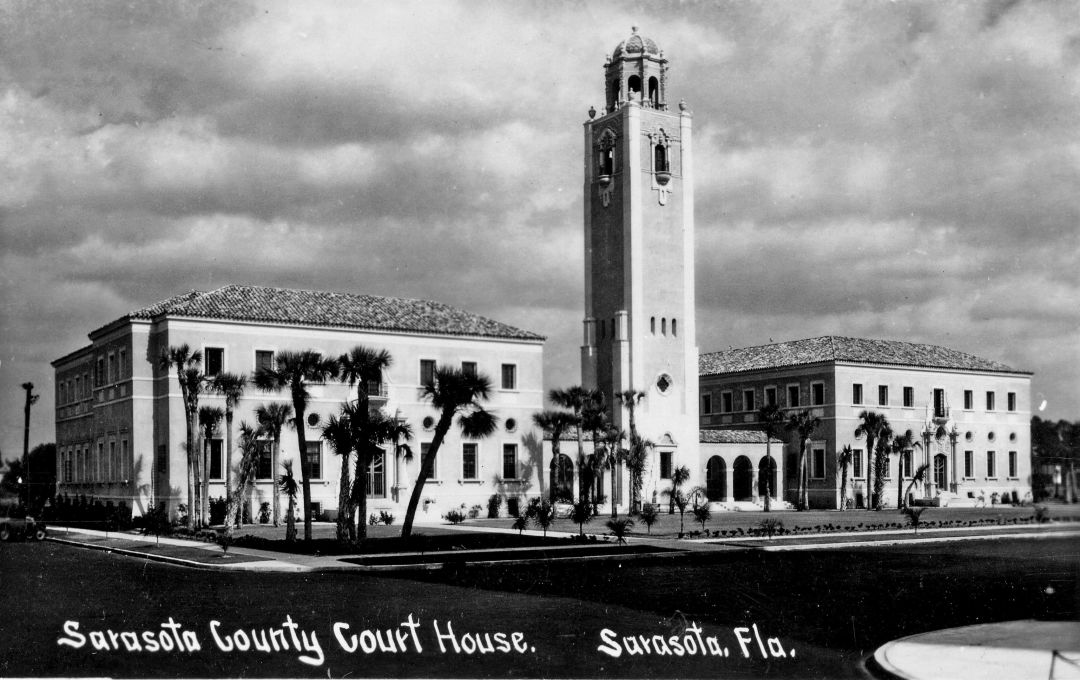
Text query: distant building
699 336 1033 509
52 284 545 520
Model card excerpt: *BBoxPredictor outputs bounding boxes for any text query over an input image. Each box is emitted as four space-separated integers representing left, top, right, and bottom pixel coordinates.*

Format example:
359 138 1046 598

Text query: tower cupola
604 27 668 114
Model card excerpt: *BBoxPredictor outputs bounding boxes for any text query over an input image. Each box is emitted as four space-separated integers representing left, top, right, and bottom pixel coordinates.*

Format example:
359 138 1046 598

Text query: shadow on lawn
230 531 576 556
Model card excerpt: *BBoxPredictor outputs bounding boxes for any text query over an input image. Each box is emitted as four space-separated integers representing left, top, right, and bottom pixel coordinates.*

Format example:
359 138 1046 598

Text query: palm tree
210 372 246 527
904 463 930 505
786 410 822 511
757 404 786 511
339 346 392 404
580 397 608 511
346 402 412 541
872 427 894 510
893 430 915 508
197 405 224 526
533 409 576 502
855 411 891 510
158 344 204 531
666 465 691 515
278 459 299 543
617 390 648 512
255 350 340 543
322 412 356 544
230 421 261 530
836 445 854 511
401 365 499 538
550 386 599 502
602 425 626 517
255 402 293 527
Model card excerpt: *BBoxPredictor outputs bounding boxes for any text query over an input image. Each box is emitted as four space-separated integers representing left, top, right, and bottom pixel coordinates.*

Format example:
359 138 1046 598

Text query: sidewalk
44 519 1080 571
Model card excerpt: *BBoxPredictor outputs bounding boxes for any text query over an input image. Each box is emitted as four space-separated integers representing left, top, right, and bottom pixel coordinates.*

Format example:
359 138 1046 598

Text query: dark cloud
1 1 1077 456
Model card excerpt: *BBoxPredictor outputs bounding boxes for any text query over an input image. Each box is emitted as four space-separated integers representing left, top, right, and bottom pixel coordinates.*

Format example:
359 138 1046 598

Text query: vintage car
0 508 47 541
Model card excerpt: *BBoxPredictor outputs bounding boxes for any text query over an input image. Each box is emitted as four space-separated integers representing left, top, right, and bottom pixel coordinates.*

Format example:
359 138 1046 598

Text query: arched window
611 318 616 339
628 75 642 99
661 318 667 336
650 316 656 334
672 319 677 337
654 144 668 173
609 78 620 110
598 147 614 176
648 76 659 106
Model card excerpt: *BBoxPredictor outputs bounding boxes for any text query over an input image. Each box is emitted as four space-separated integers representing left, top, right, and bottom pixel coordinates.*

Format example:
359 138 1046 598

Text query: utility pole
21 382 39 507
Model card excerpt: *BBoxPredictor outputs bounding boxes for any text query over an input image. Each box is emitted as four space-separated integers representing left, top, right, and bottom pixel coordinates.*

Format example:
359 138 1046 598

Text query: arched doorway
758 456 777 498
733 456 754 501
706 456 726 501
550 454 574 503
933 454 948 490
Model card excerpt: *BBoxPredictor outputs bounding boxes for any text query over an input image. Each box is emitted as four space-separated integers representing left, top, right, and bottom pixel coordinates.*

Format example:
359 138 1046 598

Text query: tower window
648 76 659 106
650 317 655 334
654 144 668 173
672 318 677 337
628 75 641 99
661 318 667 335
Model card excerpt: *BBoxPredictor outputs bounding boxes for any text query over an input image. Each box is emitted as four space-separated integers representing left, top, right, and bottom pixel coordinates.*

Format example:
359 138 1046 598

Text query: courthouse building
699 336 1033 509
52 285 545 520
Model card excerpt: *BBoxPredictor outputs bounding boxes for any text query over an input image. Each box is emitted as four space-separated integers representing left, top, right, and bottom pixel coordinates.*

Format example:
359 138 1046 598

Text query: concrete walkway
871 620 1080 679
44 519 1080 571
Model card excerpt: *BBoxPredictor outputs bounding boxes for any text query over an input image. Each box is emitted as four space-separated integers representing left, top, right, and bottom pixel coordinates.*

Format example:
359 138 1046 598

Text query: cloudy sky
1 0 1077 459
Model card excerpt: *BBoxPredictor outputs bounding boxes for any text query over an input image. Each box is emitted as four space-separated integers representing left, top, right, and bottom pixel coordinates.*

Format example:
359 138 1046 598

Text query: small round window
987 431 996 442
422 416 435 430
505 417 517 433
656 373 673 395
1009 432 1017 442
965 431 974 442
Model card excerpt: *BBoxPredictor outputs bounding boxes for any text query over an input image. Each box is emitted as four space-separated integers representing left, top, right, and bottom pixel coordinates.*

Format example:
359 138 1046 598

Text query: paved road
1 536 1076 678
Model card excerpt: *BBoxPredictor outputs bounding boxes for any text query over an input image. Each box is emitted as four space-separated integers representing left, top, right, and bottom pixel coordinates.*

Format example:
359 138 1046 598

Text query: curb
46 536 310 572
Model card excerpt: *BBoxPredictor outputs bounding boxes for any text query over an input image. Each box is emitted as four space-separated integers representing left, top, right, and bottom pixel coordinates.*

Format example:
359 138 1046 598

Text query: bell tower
581 28 699 499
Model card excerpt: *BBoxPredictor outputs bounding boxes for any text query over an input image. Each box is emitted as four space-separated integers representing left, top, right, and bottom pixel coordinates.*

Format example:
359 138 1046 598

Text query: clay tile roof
699 336 1024 376
612 27 660 59
699 429 784 445
118 285 544 341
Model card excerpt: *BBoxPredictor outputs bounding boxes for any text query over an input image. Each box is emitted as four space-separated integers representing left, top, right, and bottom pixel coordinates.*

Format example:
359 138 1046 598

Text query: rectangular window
852 449 863 478
743 389 755 411
305 441 322 479
882 453 890 479
419 359 436 386
765 387 777 407
257 441 273 479
255 350 274 373
109 441 116 480
462 443 478 480
787 384 800 408
660 451 672 480
964 451 974 478
74 377 81 401
502 444 518 480
986 451 996 478
1007 392 1016 412
209 439 224 480
721 392 733 413
121 439 129 480
64 455 72 483
878 385 889 406
964 390 974 410
461 361 477 378
903 386 914 408
96 357 104 386
986 391 995 411
811 448 826 479
852 384 863 405
934 388 947 418
811 382 825 406
701 394 712 414
902 451 912 478
500 364 517 390
108 353 116 384
119 349 127 378
1008 451 1017 478
421 442 437 479
205 347 224 377
97 441 104 482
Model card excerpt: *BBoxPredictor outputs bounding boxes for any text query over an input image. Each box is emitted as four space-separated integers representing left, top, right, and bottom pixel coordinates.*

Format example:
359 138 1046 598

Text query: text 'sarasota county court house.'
52 28 1033 519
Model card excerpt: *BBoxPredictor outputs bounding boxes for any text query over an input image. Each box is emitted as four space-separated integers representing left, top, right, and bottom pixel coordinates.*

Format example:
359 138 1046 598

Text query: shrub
570 500 593 535
512 515 528 535
531 500 556 536
444 509 466 524
209 496 228 526
759 518 783 540
903 506 926 534
468 504 483 520
606 517 635 545
258 502 271 524
379 510 395 526
140 503 172 538
692 503 711 531
487 494 503 519
368 514 380 526
638 503 659 534
1034 505 1050 523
